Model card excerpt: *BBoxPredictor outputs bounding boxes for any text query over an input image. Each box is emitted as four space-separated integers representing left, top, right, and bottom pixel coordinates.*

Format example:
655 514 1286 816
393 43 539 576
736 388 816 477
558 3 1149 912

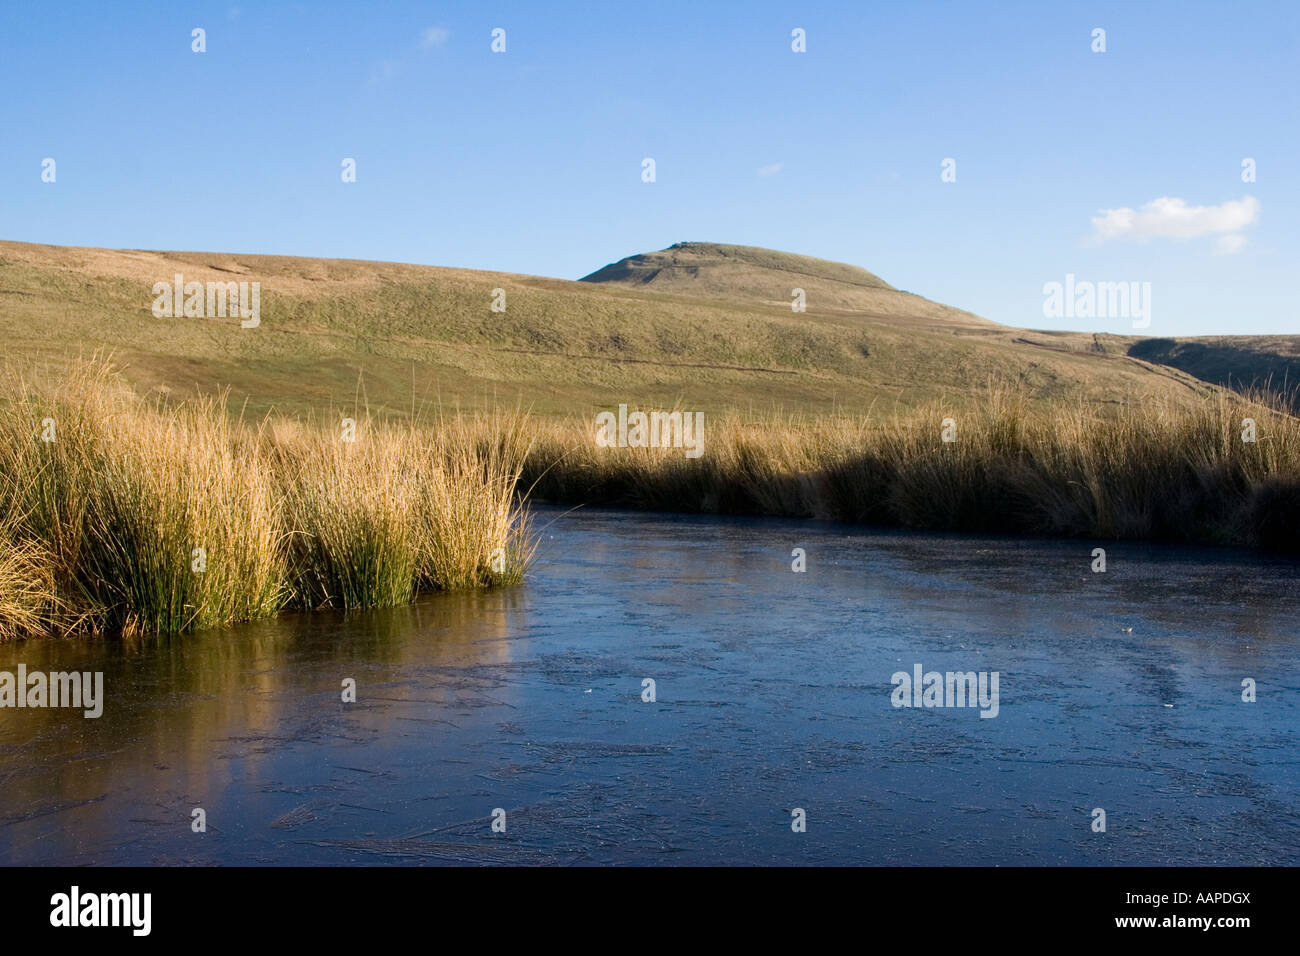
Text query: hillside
1127 336 1300 409
0 239 1243 420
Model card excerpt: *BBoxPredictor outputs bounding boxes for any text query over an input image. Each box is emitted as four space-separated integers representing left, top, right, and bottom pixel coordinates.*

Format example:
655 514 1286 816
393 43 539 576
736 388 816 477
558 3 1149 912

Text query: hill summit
580 242 991 327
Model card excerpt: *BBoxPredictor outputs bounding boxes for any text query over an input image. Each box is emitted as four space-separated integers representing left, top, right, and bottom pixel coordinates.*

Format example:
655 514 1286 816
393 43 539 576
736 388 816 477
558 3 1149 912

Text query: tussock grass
3 359 1294 641
516 386 1300 551
411 410 538 591
0 360 536 640
0 515 58 641
270 409 535 610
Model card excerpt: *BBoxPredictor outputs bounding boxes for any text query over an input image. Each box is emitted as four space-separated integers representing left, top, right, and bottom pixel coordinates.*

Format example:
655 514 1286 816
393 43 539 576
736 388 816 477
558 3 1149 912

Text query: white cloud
1090 195 1260 244
420 27 449 49
757 162 783 177
1213 233 1248 255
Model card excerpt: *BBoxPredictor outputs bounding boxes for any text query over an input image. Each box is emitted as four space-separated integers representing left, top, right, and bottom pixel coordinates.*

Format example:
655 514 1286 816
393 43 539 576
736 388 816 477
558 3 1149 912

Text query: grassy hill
0 239 1233 421
583 241 988 328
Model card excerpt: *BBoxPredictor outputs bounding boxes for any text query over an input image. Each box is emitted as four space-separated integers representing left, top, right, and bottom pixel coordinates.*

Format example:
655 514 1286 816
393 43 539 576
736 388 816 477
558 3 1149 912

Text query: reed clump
517 386 1300 551
0 361 536 640
4 361 1294 643
269 408 534 610
0 516 58 641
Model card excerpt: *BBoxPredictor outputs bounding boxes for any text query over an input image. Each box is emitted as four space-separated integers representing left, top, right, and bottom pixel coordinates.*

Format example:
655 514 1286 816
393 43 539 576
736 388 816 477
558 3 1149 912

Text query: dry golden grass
269 409 534 610
0 518 59 641
0 359 536 639
3 356 1295 643
515 388 1300 549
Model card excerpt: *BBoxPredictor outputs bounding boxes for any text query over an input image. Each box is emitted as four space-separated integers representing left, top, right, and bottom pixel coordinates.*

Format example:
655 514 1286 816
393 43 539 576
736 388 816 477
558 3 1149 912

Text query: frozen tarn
0 506 1297 865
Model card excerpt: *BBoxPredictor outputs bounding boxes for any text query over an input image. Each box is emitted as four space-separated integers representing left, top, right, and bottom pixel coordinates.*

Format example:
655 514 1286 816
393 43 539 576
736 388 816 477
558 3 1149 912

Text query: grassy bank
0 362 535 640
4 360 1297 641
519 389 1300 550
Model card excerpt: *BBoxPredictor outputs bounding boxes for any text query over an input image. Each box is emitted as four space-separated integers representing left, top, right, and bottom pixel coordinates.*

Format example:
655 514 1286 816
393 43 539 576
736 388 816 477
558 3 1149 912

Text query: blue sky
1 1 1295 335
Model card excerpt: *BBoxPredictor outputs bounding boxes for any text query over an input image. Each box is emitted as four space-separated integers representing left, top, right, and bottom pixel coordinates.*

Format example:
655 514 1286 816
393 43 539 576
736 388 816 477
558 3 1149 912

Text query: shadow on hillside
1130 339 1300 411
